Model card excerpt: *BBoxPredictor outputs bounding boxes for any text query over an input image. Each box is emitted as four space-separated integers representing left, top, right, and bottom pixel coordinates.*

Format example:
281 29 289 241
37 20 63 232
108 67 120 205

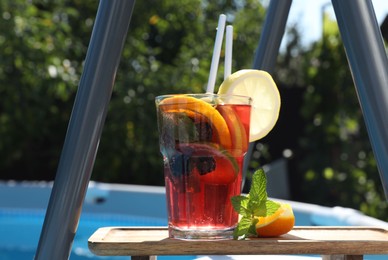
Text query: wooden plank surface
88 226 388 256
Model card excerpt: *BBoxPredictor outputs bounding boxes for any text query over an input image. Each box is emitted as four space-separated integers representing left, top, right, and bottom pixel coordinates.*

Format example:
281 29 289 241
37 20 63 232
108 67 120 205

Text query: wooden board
88 226 388 256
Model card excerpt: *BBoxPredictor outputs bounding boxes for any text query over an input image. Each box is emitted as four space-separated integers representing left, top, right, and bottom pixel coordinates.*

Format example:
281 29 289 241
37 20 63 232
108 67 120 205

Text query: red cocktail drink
156 94 251 239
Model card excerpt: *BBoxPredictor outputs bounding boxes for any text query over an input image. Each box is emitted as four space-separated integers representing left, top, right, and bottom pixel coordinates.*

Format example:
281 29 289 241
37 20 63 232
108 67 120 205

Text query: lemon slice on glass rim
218 69 281 142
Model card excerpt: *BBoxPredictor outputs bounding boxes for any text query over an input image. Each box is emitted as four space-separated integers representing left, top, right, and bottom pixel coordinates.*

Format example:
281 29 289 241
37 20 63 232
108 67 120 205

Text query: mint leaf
231 168 283 240
233 216 252 239
266 200 281 215
249 169 267 201
174 112 199 142
231 195 249 216
247 169 267 216
251 200 267 217
233 214 260 239
247 217 259 237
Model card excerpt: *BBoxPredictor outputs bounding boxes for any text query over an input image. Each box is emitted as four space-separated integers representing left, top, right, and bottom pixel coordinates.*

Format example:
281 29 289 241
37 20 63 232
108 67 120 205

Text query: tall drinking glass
155 93 251 239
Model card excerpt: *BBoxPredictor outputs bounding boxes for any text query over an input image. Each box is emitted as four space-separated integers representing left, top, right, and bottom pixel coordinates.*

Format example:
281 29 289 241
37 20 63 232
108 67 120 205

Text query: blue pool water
0 208 193 260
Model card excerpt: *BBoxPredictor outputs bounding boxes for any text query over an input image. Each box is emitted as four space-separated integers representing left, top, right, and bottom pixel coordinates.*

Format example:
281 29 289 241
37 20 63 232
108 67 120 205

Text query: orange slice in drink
255 203 295 237
159 95 232 149
217 105 248 156
177 143 238 185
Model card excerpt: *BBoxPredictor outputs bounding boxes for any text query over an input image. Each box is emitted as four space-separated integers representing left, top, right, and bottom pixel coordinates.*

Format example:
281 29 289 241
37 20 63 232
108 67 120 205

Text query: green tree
288 13 387 221
0 0 266 185
0 1 96 179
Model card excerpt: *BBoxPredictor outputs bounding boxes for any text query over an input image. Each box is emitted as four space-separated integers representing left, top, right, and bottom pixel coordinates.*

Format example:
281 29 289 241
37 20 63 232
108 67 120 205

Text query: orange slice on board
255 203 295 237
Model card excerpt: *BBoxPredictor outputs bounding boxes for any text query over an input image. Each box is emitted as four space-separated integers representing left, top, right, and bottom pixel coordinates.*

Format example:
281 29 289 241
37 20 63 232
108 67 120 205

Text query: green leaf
251 200 267 217
231 195 250 216
266 200 281 215
231 168 284 239
173 112 199 142
249 169 267 201
247 217 259 237
233 216 252 239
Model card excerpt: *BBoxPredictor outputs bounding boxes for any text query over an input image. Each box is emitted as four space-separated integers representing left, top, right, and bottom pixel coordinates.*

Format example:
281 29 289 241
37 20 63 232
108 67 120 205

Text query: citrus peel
218 69 281 142
217 105 248 156
255 203 295 237
159 95 232 149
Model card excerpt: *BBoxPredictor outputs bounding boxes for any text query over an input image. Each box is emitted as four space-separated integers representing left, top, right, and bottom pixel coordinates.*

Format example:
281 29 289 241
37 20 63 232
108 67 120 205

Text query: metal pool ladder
34 0 388 259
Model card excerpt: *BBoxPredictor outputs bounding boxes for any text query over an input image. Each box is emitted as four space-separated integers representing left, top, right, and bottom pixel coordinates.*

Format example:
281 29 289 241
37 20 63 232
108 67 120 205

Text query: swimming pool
1 181 387 259
0 208 196 260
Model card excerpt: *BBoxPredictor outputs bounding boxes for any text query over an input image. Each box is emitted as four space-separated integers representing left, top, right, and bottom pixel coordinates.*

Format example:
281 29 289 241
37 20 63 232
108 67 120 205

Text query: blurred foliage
0 0 266 184
278 12 387 221
0 0 96 179
0 1 387 221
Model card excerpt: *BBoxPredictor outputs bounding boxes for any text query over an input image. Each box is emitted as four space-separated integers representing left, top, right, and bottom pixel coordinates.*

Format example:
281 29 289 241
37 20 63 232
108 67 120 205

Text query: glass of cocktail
155 93 251 240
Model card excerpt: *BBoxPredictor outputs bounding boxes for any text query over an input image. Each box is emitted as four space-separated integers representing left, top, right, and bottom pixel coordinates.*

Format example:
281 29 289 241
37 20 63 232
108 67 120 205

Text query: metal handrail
332 0 388 199
35 1 135 259
244 0 292 191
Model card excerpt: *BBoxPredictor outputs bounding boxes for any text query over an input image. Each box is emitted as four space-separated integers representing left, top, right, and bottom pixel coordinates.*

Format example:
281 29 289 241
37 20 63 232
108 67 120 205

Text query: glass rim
155 93 252 103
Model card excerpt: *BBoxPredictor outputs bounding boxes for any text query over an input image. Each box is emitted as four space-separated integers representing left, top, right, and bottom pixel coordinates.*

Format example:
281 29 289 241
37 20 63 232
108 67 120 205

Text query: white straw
224 25 233 80
206 14 226 94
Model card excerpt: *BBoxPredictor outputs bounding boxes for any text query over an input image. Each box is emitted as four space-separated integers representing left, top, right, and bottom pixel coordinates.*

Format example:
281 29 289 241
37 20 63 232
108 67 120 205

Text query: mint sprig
231 168 280 239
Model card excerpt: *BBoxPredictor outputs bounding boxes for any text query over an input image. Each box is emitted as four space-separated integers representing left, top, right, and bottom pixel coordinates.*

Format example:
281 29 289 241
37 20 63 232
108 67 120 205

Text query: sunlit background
0 0 387 222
